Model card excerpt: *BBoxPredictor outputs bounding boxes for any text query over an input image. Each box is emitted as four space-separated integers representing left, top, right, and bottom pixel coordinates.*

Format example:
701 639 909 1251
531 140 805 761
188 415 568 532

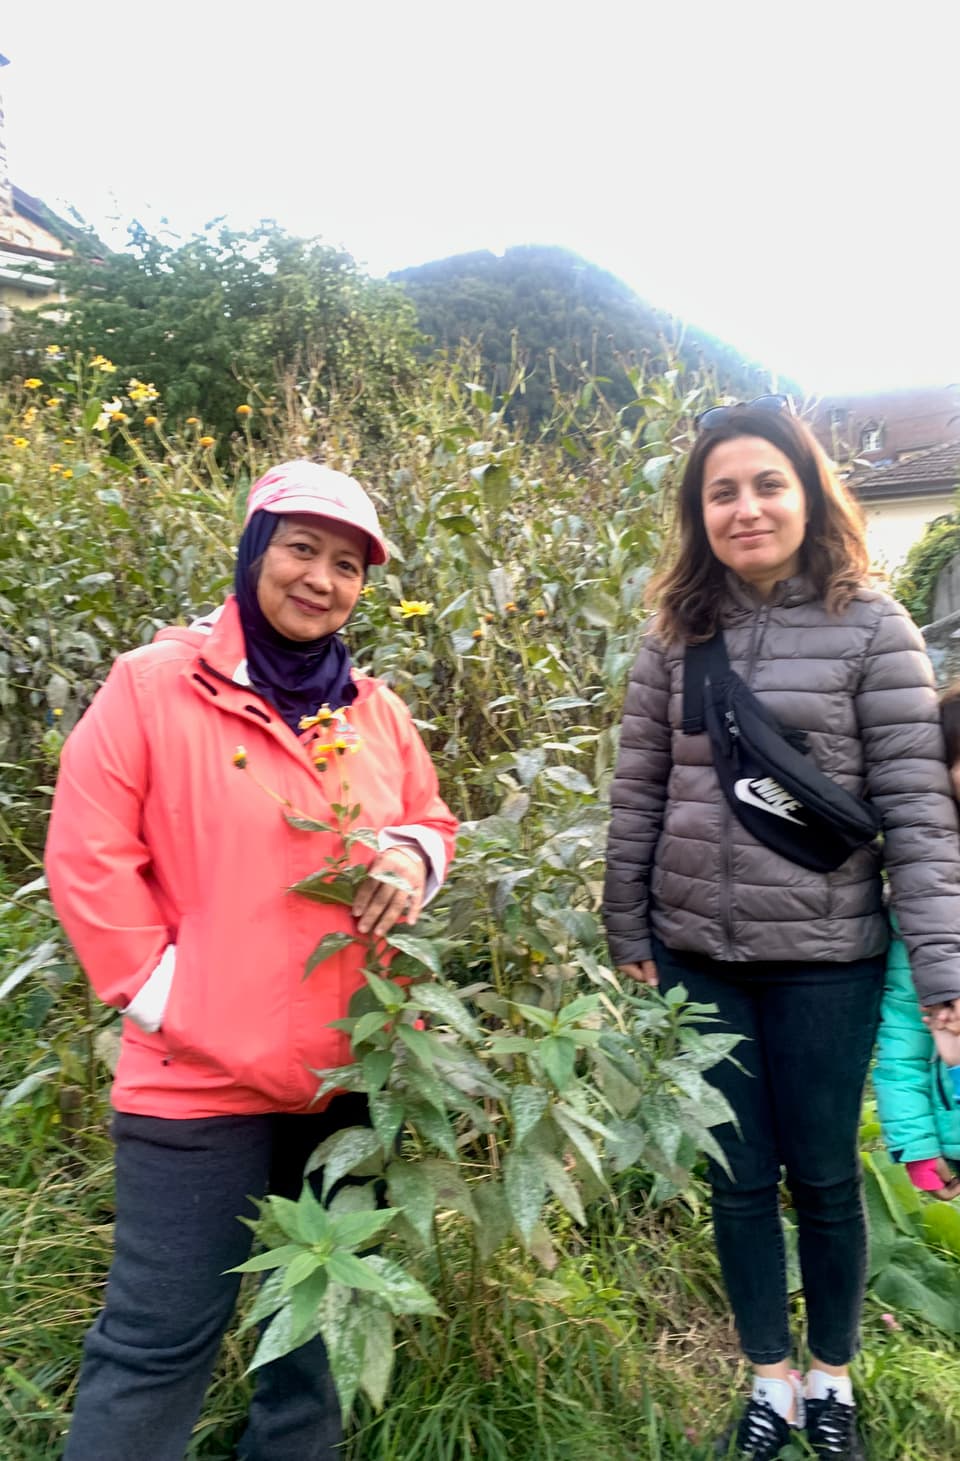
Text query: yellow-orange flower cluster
24 378 42 390
236 403 253 417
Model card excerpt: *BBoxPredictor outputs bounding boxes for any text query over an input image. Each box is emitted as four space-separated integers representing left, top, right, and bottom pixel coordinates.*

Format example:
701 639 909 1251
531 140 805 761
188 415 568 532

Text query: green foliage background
0 254 958 1459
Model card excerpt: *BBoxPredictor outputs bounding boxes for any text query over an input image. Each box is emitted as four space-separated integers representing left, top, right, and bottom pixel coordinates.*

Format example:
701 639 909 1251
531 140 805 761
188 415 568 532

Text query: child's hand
922 1000 960 1036
921 1011 960 1065
930 1158 960 1202
929 1023 960 1068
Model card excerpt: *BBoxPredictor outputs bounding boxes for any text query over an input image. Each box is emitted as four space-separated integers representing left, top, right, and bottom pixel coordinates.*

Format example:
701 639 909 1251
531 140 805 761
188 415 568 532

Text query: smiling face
256 513 367 641
701 435 808 598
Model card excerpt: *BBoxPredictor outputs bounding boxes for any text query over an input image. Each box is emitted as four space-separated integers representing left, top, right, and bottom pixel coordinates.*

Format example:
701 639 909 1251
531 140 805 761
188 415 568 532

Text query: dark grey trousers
64 1096 370 1461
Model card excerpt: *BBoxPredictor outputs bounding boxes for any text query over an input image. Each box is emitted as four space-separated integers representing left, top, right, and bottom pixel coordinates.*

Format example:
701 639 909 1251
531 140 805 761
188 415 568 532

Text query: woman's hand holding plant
352 845 427 938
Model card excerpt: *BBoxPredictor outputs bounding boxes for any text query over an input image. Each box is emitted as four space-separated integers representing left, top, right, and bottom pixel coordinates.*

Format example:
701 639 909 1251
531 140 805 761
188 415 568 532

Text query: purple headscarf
233 509 357 734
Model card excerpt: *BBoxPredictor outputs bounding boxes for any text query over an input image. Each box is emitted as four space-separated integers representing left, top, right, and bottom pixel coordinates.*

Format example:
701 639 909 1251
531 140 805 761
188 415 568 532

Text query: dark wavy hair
650 409 869 644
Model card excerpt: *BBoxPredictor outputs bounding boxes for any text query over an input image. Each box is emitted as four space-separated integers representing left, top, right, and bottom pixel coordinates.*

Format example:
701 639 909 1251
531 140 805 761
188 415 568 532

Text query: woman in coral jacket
46 460 458 1461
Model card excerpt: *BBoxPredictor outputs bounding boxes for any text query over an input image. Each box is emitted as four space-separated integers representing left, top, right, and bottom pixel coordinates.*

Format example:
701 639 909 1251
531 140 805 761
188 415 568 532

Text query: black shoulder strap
682 631 731 734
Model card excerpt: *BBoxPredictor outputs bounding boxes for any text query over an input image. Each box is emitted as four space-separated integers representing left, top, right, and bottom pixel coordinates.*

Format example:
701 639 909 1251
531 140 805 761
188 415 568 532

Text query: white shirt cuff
378 827 447 905
123 944 176 1033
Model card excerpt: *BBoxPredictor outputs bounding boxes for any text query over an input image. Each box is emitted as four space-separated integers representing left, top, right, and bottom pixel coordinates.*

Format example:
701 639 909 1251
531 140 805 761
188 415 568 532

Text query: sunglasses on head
695 394 794 434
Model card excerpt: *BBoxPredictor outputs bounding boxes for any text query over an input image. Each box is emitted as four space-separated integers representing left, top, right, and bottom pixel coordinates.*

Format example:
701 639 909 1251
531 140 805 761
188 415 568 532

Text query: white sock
806 1368 854 1407
751 1374 803 1424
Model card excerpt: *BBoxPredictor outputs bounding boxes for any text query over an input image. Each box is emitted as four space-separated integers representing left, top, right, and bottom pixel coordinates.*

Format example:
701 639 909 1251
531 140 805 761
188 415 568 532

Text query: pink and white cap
244 460 389 565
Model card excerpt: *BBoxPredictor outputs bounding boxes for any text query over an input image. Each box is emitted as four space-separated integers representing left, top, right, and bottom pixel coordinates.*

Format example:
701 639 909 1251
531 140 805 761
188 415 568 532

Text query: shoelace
737 1398 789 1458
809 1388 854 1455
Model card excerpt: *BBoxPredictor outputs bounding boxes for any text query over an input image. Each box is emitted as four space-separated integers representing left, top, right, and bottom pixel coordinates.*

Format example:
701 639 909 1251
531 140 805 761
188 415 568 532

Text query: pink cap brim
255 496 388 564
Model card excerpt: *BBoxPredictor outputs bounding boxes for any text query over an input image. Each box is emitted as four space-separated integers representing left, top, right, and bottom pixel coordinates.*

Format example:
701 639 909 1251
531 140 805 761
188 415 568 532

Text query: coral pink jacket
45 597 457 1117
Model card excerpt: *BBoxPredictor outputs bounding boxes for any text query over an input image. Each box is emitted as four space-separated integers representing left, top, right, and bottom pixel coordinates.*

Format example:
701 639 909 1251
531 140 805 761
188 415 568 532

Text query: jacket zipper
935 1059 956 1113
717 606 768 958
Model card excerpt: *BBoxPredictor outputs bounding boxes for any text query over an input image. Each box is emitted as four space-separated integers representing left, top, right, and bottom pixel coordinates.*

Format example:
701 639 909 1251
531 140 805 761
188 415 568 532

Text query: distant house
0 53 81 331
809 387 960 571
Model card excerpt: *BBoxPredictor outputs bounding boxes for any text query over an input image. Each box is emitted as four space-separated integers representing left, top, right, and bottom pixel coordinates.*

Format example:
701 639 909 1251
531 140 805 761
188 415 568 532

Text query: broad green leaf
541 765 595 796
327 1206 398 1251
293 1185 332 1244
351 1009 394 1045
325 1250 393 1293
386 933 443 977
358 1308 395 1411
249 1301 319 1373
265 1193 309 1242
488 1034 535 1055
513 1001 556 1032
285 812 334 833
305 931 357 975
239 1269 287 1332
368 1090 405 1153
404 1098 458 1160
310 1126 384 1200
552 1107 605 1183
397 1022 436 1068
537 1035 577 1091
422 1158 479 1224
386 1159 436 1245
362 1050 395 1092
472 1181 512 1260
365 970 404 1007
413 983 480 1041
362 1255 441 1315
282 1248 325 1292
541 1153 586 1225
317 1282 365 1415
503 1148 548 1244
230 1242 304 1275
289 872 360 906
288 1267 330 1339
577 587 620 628
511 1085 549 1147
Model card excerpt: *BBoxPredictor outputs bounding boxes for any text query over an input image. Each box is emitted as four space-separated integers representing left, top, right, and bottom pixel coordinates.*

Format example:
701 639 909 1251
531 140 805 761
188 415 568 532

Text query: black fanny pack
682 632 881 872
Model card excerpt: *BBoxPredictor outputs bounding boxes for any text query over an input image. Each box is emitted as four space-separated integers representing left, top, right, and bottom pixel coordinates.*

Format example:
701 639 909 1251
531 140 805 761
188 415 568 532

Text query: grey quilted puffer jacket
603 575 960 1006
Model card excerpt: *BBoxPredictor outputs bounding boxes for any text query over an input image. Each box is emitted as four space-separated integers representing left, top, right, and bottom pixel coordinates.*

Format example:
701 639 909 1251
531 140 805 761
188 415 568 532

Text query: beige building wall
860 494 954 576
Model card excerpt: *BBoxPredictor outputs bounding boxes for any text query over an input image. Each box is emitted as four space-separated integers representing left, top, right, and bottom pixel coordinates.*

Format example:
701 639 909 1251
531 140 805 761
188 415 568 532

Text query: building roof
846 439 960 501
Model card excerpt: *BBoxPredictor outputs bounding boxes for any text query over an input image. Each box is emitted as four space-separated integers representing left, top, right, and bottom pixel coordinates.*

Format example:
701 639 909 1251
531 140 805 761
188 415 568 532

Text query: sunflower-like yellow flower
12 436 28 449
110 411 127 424
199 435 215 448
360 584 376 598
144 415 159 428
24 378 42 390
399 599 433 619
90 355 116 373
62 469 74 479
299 704 335 731
185 416 200 426
128 378 159 403
236 403 252 416
46 397 60 407
45 344 61 355
22 406 37 426
50 462 63 474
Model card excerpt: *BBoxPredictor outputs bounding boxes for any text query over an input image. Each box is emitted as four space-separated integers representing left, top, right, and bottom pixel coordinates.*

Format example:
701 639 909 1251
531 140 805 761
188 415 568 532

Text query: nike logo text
733 776 806 825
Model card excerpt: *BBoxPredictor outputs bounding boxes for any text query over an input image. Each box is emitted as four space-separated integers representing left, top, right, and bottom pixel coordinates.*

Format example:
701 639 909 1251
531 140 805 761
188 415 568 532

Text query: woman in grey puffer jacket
603 402 960 1461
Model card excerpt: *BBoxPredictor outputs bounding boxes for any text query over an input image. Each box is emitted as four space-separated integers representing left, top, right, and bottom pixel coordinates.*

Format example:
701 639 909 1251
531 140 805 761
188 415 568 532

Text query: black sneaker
715 1396 797 1459
805 1389 865 1459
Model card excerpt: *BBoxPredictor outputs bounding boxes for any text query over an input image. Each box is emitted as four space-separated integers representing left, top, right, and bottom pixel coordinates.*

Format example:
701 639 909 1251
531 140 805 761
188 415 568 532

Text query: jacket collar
722 570 817 617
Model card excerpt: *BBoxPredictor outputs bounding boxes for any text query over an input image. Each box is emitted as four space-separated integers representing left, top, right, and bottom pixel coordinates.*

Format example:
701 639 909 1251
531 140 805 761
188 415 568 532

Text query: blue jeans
653 938 884 1367
64 1095 371 1460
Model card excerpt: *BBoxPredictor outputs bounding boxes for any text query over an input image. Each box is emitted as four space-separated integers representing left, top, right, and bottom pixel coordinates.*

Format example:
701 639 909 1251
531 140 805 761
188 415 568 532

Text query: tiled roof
846 439 960 499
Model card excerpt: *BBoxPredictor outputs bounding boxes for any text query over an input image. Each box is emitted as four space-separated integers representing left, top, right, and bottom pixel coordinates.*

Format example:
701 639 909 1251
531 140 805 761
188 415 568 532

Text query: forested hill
391 245 783 424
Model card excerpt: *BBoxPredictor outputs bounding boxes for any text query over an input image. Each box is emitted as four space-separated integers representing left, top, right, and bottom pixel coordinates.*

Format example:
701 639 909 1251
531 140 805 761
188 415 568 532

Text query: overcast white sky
3 2 958 394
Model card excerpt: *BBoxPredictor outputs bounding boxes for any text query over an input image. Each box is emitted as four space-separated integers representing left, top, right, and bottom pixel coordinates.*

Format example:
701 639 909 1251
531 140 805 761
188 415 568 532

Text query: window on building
861 424 883 452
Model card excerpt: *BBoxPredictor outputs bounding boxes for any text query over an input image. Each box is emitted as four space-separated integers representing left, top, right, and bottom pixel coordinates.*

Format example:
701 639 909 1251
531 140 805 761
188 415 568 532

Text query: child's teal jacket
874 937 960 1164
